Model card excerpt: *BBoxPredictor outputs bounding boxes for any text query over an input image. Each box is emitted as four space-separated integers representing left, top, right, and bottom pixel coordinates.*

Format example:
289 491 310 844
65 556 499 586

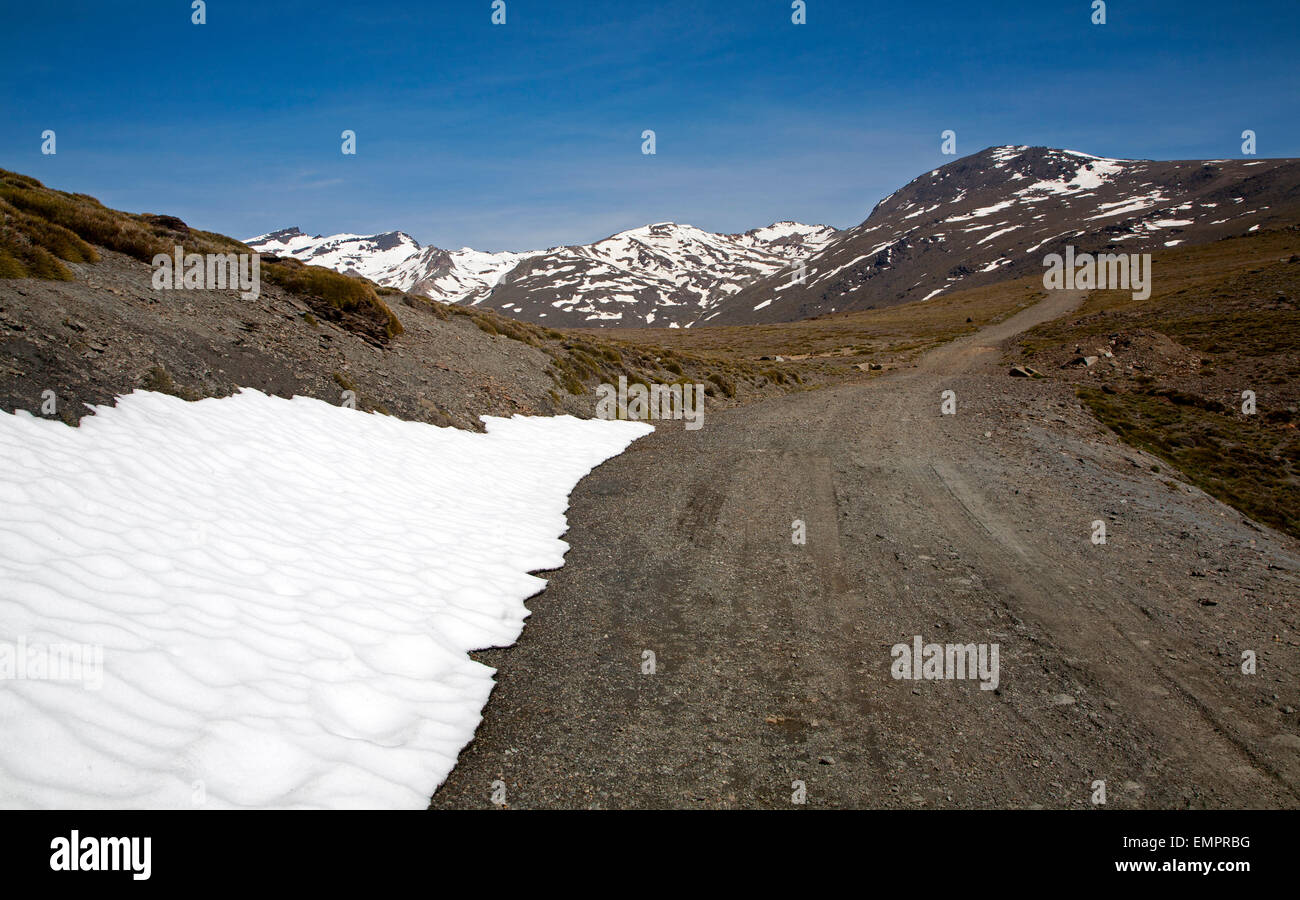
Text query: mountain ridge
246 220 837 328
709 145 1300 324
246 146 1300 328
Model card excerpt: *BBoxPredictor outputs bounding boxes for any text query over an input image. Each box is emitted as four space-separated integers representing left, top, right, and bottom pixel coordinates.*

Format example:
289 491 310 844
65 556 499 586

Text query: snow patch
0 391 651 809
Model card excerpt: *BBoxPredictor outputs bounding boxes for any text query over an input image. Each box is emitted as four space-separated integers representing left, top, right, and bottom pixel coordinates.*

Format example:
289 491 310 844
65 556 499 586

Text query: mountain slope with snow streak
477 221 836 327
0 390 651 809
708 146 1300 323
246 148 1299 329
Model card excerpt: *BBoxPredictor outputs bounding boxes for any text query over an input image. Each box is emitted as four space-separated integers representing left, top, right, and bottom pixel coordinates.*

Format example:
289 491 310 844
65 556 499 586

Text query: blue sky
2 0 1297 250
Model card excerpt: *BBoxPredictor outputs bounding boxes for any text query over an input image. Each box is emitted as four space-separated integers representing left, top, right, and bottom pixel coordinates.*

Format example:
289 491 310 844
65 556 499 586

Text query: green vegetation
604 273 1046 379
1079 385 1299 538
387 287 449 320
0 168 403 341
380 269 1047 407
1016 228 1300 539
383 292 772 401
262 259 403 338
0 169 242 272
706 371 736 398
141 365 201 401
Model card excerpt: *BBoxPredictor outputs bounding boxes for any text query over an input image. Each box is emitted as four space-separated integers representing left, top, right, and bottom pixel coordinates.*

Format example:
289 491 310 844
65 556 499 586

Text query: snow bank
0 390 652 808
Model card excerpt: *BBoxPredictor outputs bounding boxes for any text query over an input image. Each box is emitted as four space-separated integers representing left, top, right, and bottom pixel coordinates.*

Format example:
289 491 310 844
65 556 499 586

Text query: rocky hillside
1009 226 1300 538
707 146 1300 324
0 169 841 431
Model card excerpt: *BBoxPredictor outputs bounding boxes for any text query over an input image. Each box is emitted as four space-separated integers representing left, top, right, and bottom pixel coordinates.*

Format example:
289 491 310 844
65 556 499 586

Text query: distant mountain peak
244 147 1298 328
248 220 837 327
706 146 1299 324
250 226 307 244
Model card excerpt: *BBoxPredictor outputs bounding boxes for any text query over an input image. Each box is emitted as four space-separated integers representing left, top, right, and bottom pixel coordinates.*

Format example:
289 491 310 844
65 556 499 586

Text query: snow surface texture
0 390 652 809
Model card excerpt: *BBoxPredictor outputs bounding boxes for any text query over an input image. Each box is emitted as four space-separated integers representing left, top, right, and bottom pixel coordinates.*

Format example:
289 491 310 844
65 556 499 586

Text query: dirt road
430 291 1300 809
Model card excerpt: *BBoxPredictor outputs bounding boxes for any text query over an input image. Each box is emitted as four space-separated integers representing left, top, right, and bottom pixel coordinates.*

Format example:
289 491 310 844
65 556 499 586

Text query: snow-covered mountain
245 227 544 304
708 146 1300 324
248 147 1299 329
477 221 836 327
246 221 836 328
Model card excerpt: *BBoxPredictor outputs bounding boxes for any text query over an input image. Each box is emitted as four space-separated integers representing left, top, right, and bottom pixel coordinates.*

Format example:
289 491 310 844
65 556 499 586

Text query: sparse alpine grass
377 290 790 404
386 277 1044 406
141 365 202 401
1015 229 1300 539
1078 385 1299 538
261 259 403 339
0 168 404 342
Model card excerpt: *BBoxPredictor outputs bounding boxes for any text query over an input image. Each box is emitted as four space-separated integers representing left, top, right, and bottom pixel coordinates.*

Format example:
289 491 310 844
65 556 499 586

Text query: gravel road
430 290 1300 809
